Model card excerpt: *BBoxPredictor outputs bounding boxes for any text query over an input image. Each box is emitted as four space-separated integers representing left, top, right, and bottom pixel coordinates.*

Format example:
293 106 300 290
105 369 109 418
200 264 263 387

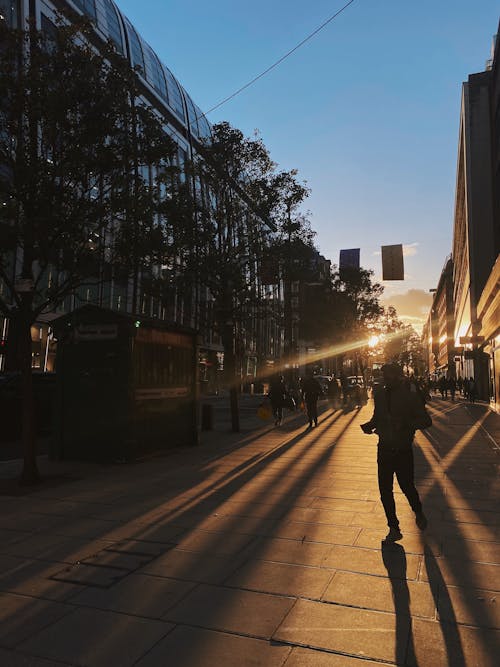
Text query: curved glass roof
69 0 211 140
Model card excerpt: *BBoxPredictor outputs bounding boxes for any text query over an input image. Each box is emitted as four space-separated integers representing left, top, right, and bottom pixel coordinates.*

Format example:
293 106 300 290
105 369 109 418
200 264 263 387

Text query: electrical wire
200 0 357 119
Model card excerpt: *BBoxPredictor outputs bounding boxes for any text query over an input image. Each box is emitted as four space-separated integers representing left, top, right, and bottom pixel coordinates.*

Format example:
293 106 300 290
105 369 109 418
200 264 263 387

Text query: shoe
314 420 318 427
384 527 403 542
415 511 428 530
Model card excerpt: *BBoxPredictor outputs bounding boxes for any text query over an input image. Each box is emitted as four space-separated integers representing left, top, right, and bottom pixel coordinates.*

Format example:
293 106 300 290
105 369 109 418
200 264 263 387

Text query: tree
0 16 178 482
177 122 276 431
319 266 384 374
262 169 313 370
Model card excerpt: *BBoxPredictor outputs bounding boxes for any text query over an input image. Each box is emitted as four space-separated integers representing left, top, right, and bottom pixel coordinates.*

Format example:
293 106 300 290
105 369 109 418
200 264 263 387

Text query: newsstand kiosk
51 305 199 462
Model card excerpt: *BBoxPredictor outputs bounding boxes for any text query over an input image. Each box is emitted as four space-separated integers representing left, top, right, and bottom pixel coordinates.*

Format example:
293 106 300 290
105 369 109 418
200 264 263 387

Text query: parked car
345 376 368 405
314 375 332 394
346 375 365 389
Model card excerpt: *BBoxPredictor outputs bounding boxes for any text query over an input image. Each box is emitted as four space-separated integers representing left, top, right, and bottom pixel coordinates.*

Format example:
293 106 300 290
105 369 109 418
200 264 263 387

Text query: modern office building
451 21 500 408
425 257 455 379
0 0 283 387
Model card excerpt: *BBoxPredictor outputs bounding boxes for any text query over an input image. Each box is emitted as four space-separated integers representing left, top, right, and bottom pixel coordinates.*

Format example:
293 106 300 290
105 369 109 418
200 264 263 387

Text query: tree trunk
222 324 239 432
18 312 39 485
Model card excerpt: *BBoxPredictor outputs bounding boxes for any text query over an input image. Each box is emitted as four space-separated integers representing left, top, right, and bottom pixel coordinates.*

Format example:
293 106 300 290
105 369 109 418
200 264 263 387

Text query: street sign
381 244 404 280
459 336 484 345
339 248 360 270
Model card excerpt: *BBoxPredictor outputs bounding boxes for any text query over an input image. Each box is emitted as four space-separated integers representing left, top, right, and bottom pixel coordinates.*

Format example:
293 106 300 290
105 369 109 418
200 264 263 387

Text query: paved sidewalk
0 398 499 666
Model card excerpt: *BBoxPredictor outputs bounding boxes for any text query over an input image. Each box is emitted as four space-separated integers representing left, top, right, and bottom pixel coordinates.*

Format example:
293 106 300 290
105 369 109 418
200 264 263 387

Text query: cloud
381 289 432 333
373 243 418 258
403 243 419 257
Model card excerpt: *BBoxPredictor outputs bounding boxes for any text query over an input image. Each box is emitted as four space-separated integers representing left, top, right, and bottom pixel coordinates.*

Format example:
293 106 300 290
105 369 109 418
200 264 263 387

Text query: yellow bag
257 402 272 420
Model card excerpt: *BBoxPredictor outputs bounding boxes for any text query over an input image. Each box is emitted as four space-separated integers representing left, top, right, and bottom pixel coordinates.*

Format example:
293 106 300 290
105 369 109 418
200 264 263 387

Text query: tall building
0 0 283 386
451 21 500 407
425 257 454 379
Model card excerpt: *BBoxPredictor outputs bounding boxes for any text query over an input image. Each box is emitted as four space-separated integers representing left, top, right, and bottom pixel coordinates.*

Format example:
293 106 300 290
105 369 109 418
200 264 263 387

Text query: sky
116 0 499 329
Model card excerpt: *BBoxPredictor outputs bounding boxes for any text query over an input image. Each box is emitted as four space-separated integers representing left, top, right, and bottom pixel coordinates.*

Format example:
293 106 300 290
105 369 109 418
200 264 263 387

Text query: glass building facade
0 0 283 383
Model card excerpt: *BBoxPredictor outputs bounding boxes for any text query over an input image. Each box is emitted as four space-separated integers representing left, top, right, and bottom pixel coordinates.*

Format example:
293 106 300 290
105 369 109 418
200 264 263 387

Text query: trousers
377 446 422 529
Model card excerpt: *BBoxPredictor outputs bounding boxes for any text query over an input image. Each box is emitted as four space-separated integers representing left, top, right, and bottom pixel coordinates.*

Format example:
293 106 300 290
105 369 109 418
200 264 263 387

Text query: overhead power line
201 0 357 118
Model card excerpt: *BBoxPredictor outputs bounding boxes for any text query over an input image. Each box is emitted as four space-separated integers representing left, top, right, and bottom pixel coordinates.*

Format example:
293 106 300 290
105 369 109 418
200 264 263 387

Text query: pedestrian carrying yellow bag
257 401 272 420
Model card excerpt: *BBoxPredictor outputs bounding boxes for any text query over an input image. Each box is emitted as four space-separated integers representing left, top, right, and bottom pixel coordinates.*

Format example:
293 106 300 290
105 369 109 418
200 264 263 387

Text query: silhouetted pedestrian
301 371 323 427
361 363 432 542
448 377 456 402
268 375 287 425
468 377 476 403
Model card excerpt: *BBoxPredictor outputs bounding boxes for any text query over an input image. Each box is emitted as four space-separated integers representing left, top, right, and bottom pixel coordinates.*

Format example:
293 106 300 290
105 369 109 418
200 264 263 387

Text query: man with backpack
361 363 432 542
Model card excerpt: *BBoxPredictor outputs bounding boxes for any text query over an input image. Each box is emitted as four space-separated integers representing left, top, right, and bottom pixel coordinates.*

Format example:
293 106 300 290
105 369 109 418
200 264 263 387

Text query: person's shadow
381 541 416 666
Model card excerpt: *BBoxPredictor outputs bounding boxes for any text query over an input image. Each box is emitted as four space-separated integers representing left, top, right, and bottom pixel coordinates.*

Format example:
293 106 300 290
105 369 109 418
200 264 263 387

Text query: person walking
268 375 287 426
468 377 476 403
361 363 432 542
327 376 340 409
301 371 323 427
448 376 456 402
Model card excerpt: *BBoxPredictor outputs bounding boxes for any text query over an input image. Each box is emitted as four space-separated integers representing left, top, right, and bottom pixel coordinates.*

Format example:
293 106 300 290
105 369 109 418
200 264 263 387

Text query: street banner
340 248 360 269
381 244 404 280
339 249 360 279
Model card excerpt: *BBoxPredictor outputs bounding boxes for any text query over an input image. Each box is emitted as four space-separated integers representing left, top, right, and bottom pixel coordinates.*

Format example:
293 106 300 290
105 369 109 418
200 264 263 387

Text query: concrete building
451 22 500 406
424 257 455 379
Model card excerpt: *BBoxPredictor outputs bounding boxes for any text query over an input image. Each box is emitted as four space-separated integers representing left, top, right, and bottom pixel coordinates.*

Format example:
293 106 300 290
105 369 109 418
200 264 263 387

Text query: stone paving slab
269 521 361 546
193 513 280 537
283 647 388 666
322 544 421 579
0 592 72 648
104 518 188 544
135 625 291 667
283 507 355 526
0 648 70 666
0 557 84 601
174 528 257 557
19 607 173 667
164 583 295 639
246 536 332 567
309 497 377 512
322 570 436 618
139 548 249 584
437 583 500 628
353 527 440 555
274 598 409 664
441 536 500 563
0 533 115 563
420 554 500 591
226 559 334 599
50 561 130 588
409 616 500 667
103 539 170 557
70 572 195 618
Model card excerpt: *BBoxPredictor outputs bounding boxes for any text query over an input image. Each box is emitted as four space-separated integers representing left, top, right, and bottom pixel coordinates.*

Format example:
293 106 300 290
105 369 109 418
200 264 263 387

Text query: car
344 376 368 405
346 375 365 389
314 375 332 394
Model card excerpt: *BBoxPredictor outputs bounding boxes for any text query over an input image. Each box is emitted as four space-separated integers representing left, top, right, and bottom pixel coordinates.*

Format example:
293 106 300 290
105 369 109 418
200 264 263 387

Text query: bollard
201 403 213 431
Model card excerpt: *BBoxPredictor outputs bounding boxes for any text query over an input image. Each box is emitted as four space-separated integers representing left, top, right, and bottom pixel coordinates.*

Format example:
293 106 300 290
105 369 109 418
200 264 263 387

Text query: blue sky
116 0 499 325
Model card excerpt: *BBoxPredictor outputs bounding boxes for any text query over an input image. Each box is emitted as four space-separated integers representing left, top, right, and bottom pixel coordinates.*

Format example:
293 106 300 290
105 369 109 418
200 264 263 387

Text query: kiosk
51 305 198 461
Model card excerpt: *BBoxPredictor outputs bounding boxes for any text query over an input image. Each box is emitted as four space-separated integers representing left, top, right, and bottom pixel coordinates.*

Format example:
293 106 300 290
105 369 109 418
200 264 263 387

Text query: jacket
365 381 432 451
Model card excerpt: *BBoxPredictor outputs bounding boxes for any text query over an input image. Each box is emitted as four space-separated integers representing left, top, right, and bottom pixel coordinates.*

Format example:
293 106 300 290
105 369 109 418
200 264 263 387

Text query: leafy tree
0 16 177 482
176 122 276 431
324 267 384 375
262 169 313 367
